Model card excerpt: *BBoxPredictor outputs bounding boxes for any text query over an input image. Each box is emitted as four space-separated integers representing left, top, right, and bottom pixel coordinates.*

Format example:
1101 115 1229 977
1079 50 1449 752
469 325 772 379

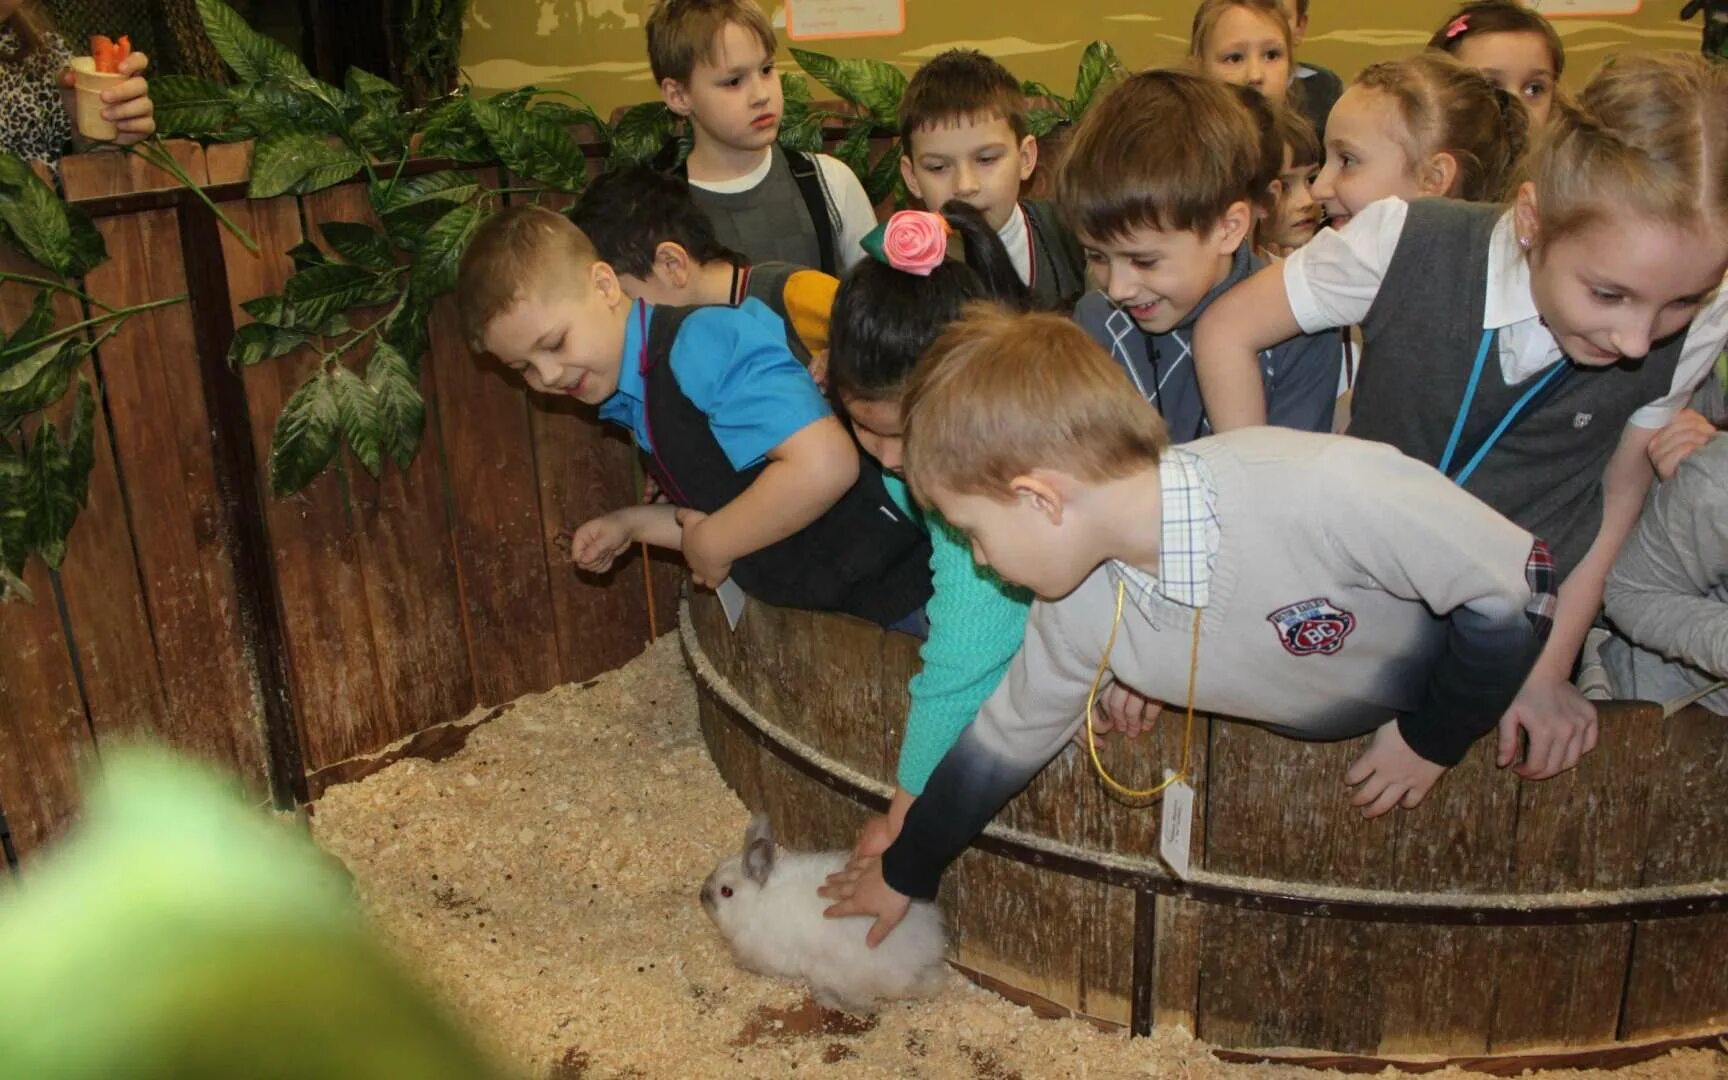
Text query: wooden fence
0 140 679 867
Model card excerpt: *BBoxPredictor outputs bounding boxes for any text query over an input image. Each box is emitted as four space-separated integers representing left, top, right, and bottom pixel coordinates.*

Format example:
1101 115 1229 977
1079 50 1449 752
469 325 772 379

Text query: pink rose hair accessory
861 210 952 277
1445 15 1470 39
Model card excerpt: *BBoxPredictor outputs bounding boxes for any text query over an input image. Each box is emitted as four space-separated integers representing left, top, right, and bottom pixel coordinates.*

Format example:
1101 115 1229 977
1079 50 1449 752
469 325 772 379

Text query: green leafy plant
788 47 907 205
0 155 187 602
1021 41 1127 138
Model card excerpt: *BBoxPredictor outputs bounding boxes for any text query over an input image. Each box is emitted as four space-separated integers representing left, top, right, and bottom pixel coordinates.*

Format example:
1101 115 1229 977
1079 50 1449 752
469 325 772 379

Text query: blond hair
1351 52 1528 203
456 205 599 351
1057 68 1261 241
645 0 777 85
903 306 1168 502
1189 0 1294 61
1526 52 1728 249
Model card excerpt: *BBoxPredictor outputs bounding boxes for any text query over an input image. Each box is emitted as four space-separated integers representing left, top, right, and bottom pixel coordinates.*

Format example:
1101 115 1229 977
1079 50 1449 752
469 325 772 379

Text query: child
646 0 876 275
1277 0 1344 139
1195 53 1728 781
455 205 932 628
1430 1 1565 128
819 308 1554 941
1262 105 1321 256
1 1 154 163
1189 0 1293 105
896 48 1087 311
1600 432 1728 716
1227 82 1286 252
570 164 838 366
826 201 1034 847
1062 69 1340 441
1309 53 1528 231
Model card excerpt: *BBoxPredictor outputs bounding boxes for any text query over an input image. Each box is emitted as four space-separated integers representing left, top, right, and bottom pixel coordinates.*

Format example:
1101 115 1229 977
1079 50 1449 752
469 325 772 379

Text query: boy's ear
1016 133 1038 182
1213 199 1254 255
653 242 694 289
899 152 924 204
1010 470 1067 525
1512 181 1540 251
1417 151 1459 198
661 77 693 118
591 260 627 308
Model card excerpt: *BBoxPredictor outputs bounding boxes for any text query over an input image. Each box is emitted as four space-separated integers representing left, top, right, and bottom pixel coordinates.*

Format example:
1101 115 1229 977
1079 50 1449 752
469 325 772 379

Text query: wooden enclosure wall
0 141 679 868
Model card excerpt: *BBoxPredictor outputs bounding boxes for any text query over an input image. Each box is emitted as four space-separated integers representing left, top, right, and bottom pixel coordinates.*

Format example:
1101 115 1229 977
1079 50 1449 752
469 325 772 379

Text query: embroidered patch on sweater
1524 539 1557 641
1266 598 1356 656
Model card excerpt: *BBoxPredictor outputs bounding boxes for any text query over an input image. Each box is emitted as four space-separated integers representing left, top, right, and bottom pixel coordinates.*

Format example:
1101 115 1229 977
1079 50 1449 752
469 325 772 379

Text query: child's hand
641 474 664 505
1497 674 1598 779
1648 408 1715 482
62 50 155 145
850 787 913 862
807 350 829 393
1344 718 1448 818
676 508 732 587
570 513 633 573
818 856 912 948
1092 682 1164 739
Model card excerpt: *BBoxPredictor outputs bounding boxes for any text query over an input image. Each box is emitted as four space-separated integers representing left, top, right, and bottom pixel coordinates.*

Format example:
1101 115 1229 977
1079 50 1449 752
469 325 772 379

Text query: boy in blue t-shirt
456 205 931 627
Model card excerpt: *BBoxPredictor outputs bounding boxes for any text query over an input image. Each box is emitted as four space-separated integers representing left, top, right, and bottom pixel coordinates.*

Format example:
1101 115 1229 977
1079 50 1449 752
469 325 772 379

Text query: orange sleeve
781 269 839 359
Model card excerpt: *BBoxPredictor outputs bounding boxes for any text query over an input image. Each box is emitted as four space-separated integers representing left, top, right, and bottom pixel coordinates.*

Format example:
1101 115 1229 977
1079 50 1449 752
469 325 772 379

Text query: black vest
639 306 933 625
1024 199 1088 314
1349 199 1685 579
739 260 816 365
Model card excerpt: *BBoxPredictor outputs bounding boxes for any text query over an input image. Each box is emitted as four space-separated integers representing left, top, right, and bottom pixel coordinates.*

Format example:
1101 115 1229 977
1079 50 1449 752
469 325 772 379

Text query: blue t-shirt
599 299 831 470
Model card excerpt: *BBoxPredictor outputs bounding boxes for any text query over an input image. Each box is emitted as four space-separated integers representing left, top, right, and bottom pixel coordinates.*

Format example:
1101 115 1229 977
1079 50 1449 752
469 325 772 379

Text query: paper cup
68 56 127 142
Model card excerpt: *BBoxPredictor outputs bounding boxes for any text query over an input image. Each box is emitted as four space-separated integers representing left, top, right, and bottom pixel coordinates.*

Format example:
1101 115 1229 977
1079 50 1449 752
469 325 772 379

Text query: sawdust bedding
310 635 1725 1080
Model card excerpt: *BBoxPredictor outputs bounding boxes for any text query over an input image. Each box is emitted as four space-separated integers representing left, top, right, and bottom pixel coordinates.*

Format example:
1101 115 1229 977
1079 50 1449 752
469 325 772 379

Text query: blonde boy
821 308 1553 942
646 0 876 275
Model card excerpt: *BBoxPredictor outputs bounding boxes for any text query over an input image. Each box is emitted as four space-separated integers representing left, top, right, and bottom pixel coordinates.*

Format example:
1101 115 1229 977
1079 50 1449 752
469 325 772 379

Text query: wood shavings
311 635 1726 1080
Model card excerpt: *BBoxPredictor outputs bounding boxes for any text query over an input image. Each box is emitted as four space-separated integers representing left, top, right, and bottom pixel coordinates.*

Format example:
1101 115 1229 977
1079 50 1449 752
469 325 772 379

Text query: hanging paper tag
717 577 747 631
1160 769 1194 879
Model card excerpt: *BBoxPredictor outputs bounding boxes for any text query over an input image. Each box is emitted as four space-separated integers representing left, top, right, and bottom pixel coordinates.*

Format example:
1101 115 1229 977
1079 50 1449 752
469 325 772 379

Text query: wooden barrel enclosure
681 589 1728 1072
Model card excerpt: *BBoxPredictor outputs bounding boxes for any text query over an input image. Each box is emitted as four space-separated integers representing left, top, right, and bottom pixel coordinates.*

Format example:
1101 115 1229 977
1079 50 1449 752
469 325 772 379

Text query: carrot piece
116 35 131 65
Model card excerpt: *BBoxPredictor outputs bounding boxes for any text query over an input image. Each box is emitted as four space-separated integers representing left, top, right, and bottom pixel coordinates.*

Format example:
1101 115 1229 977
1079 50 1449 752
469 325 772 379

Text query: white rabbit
699 815 949 1012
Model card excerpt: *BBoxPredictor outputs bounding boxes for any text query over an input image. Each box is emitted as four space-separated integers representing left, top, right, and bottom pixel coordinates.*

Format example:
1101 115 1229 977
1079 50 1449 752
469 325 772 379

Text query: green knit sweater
884 475 1033 793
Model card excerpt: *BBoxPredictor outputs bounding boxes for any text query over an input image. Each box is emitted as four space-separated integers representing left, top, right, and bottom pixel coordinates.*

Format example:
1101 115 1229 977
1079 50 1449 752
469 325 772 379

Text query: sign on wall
785 0 907 40
1529 0 1643 15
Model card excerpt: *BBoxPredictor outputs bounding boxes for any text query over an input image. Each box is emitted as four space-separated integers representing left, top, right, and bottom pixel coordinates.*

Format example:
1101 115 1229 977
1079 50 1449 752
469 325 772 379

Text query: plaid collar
1112 447 1220 612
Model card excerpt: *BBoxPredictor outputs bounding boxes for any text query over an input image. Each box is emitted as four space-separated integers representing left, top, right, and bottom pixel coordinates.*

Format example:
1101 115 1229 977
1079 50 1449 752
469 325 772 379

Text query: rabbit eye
720 886 734 898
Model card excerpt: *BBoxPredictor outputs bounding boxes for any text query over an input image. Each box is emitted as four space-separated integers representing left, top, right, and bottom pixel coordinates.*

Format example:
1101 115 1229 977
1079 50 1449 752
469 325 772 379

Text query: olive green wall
458 1 1699 117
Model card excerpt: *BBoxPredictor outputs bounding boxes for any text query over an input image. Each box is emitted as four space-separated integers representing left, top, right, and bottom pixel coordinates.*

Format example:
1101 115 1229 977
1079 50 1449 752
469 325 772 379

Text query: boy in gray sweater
821 308 1554 944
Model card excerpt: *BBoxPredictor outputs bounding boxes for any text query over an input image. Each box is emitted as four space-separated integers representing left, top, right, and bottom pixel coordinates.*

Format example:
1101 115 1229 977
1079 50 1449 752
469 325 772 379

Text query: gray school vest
740 259 815 365
689 146 830 273
1348 198 1684 580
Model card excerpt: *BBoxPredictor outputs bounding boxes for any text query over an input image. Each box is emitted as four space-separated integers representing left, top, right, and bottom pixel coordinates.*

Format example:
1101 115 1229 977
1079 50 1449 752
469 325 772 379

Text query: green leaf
0 167 73 275
0 435 28 590
3 290 56 354
371 169 479 231
863 137 903 206
365 343 424 470
63 375 95 508
381 300 430 371
233 79 347 138
351 105 409 159
248 132 365 198
409 201 482 303
790 49 906 127
418 96 492 163
282 263 383 328
21 380 94 569
241 294 349 335
830 120 873 180
0 340 79 428
779 96 824 154
269 369 340 496
1027 108 1064 139
607 102 677 167
1072 41 1124 115
344 67 402 109
228 321 309 367
329 364 382 477
470 96 588 192
287 239 330 272
319 221 397 273
152 75 240 137
781 71 812 104
530 100 608 143
64 204 107 276
196 0 312 84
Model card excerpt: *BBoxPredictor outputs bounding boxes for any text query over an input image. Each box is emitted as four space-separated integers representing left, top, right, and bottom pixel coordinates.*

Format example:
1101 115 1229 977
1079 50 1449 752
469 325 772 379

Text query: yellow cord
1081 578 1201 800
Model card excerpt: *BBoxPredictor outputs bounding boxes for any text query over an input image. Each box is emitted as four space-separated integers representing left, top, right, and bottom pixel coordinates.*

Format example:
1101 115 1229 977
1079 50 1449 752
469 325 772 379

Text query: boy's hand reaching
676 508 733 588
1648 408 1715 482
1497 674 1597 780
850 787 913 863
570 513 634 573
1345 718 1447 818
1088 682 1164 740
819 856 912 948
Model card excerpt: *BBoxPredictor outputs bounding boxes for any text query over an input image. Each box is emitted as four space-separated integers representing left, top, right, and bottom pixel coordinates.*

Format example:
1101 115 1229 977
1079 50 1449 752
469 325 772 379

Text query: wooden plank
57 143 268 789
0 557 92 863
298 181 475 749
946 846 1087 1017
1487 925 1631 1051
1151 893 1204 1034
422 191 563 703
205 143 387 772
1079 881 1137 1027
1621 917 1728 1040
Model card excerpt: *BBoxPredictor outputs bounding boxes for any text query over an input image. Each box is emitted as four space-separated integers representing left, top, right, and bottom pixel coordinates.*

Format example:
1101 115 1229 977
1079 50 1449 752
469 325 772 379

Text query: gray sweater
1602 433 1728 714
882 428 1548 901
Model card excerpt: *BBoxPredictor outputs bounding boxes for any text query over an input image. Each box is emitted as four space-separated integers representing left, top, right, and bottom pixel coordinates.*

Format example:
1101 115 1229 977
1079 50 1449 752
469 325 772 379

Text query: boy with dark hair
456 205 931 628
819 307 1555 942
1062 69 1339 438
570 165 838 365
897 48 1087 311
646 0 876 275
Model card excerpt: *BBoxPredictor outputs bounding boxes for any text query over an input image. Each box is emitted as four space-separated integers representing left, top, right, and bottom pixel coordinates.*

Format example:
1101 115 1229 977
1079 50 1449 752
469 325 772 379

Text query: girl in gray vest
1194 53 1728 788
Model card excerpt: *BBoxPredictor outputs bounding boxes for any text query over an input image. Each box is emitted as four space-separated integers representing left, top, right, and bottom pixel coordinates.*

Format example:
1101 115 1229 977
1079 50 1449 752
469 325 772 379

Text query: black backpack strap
785 148 840 276
638 305 705 507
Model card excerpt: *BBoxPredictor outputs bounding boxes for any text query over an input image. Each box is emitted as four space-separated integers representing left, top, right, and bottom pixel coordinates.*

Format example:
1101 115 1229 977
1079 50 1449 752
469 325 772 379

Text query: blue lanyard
1437 329 1570 486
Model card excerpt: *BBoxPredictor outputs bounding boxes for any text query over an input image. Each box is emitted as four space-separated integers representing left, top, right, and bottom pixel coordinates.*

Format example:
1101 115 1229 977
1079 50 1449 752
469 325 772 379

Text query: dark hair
1228 83 1284 222
1428 1 1565 78
567 165 742 278
828 200 1030 401
899 48 1030 143
1275 103 1321 168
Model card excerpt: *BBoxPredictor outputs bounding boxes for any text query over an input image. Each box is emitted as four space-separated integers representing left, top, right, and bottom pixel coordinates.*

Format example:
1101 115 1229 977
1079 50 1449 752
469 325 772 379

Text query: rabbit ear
743 814 775 885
